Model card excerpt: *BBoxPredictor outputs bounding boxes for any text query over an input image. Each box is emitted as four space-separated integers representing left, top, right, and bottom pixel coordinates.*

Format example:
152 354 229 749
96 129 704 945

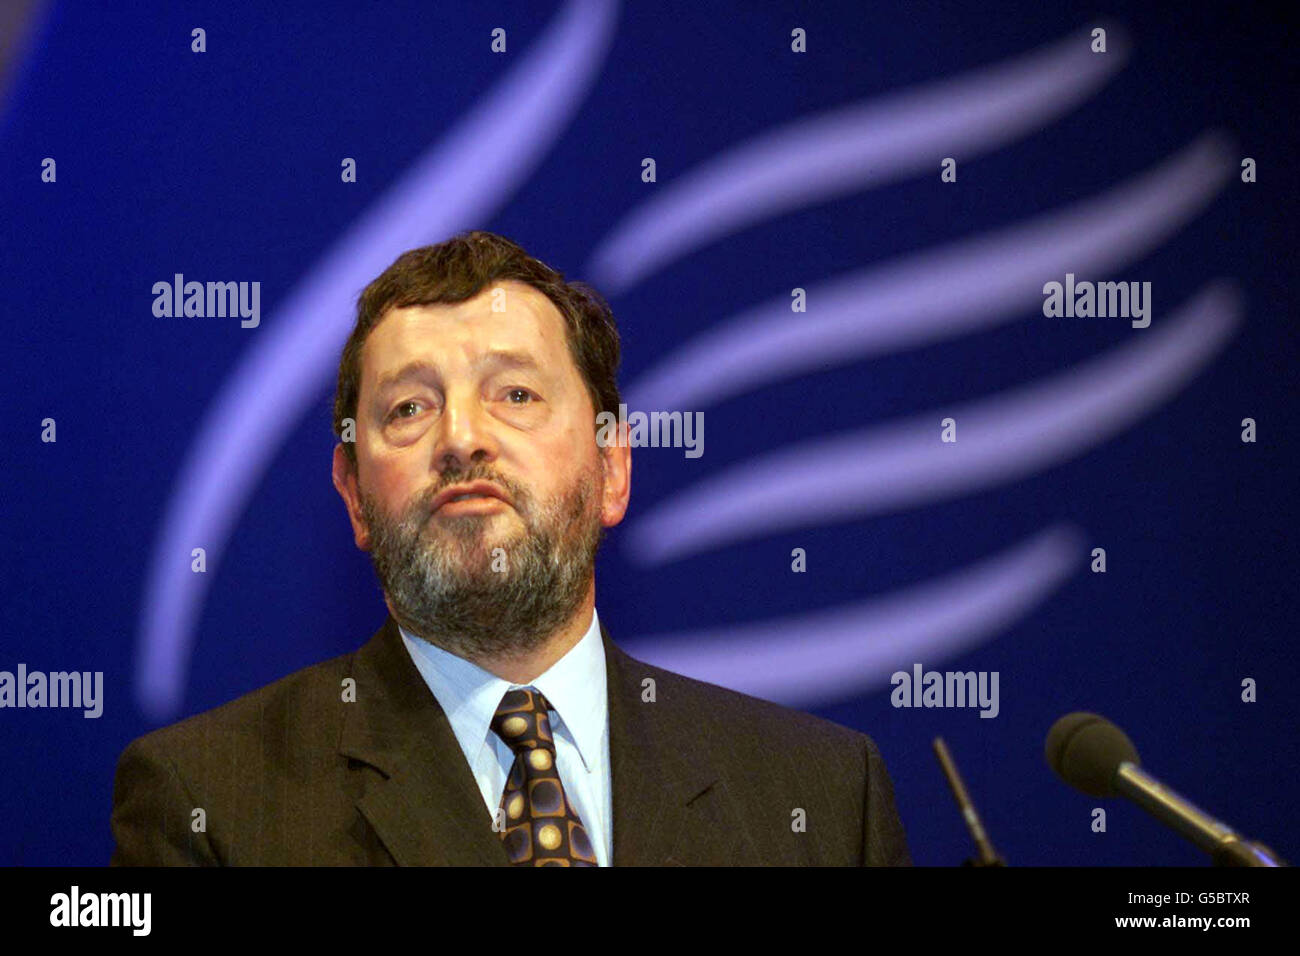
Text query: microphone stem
1115 762 1284 866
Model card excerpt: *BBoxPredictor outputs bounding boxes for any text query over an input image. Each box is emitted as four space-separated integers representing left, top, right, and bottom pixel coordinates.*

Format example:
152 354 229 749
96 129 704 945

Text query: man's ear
598 421 631 529
332 444 371 550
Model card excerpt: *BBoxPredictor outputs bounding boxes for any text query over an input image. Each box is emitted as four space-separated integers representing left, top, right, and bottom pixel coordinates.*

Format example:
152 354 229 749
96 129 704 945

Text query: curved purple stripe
0 0 53 129
588 22 1129 293
626 282 1241 565
626 133 1233 412
136 0 619 720
623 524 1083 706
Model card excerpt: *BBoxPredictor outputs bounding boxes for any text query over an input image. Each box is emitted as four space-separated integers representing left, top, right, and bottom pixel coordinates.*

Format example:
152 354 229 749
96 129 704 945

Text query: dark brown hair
333 230 622 464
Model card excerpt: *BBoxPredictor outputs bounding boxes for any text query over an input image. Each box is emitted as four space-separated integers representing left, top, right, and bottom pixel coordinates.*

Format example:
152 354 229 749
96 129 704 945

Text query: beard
359 458 606 663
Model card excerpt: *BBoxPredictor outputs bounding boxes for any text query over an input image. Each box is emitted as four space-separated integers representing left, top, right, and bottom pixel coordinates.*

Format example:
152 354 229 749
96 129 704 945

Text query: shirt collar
398 608 607 773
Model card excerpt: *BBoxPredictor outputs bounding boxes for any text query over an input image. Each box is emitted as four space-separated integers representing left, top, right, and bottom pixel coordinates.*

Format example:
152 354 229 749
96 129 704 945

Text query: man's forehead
363 282 567 377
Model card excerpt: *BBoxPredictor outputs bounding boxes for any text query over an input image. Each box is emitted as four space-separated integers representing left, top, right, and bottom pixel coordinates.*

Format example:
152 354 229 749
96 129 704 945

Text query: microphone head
1045 712 1141 797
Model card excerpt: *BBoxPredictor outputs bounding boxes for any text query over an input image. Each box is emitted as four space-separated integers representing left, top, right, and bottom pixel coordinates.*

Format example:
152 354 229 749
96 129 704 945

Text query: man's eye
391 401 421 420
506 389 534 405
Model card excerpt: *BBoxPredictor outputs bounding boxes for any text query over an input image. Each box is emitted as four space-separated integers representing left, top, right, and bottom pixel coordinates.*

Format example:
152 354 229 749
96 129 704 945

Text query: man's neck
478 590 596 684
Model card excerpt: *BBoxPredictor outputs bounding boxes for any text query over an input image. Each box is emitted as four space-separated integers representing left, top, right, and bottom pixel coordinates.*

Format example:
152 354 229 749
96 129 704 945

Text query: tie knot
490 687 555 753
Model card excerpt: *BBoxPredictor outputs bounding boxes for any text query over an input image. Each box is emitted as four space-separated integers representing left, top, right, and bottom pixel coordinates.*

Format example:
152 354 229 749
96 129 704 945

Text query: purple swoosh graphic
588 22 1129 293
0 0 52 131
626 134 1234 412
136 0 619 719
623 524 1084 706
626 282 1242 565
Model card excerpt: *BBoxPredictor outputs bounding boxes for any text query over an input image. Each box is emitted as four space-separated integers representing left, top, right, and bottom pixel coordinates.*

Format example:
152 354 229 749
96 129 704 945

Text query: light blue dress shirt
398 607 613 866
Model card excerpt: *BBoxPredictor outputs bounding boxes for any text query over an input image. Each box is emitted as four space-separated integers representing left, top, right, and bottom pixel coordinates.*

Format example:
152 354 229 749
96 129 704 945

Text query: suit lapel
339 616 507 866
602 620 722 865
338 613 729 866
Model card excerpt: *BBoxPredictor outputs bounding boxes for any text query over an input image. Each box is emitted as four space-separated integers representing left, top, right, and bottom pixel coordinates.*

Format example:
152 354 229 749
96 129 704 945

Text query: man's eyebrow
373 351 544 393
477 348 543 374
374 360 438 393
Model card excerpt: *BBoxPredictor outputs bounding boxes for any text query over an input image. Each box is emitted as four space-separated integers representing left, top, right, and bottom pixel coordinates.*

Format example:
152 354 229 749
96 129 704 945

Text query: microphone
933 737 1005 866
1045 712 1287 867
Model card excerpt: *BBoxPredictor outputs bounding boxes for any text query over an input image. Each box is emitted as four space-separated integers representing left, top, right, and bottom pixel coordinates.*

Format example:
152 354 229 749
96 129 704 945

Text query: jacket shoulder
120 646 357 761
610 644 911 865
614 646 872 753
109 646 362 866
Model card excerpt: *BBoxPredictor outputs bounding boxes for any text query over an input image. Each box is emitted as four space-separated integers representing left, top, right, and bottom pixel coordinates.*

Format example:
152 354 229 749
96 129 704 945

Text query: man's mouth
429 481 512 515
435 496 507 516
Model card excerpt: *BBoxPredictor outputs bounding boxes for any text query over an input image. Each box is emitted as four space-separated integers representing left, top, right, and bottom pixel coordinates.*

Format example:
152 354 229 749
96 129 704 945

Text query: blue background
1 0 1296 865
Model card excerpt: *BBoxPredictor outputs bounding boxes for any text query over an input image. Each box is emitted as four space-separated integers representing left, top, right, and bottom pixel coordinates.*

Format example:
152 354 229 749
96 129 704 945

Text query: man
110 230 911 866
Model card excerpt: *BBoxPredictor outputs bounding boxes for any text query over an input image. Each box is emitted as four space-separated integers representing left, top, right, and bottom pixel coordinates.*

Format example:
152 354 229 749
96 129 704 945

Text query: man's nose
434 386 498 471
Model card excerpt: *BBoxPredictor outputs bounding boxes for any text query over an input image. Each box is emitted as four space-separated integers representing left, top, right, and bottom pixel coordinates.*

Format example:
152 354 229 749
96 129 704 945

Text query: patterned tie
489 687 598 866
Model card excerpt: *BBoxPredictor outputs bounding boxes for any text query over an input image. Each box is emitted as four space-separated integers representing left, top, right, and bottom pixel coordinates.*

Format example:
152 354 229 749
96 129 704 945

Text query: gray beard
360 463 605 663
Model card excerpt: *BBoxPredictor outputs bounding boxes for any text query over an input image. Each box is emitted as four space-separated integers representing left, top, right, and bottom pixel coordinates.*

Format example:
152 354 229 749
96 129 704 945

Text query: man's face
331 280 631 660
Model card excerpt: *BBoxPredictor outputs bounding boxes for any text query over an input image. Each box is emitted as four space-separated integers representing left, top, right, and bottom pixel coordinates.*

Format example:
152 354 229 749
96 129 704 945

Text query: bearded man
109 230 911 867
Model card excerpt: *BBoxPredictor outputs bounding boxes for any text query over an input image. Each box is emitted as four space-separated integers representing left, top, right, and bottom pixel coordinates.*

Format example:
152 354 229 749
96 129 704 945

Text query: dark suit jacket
110 616 911 866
